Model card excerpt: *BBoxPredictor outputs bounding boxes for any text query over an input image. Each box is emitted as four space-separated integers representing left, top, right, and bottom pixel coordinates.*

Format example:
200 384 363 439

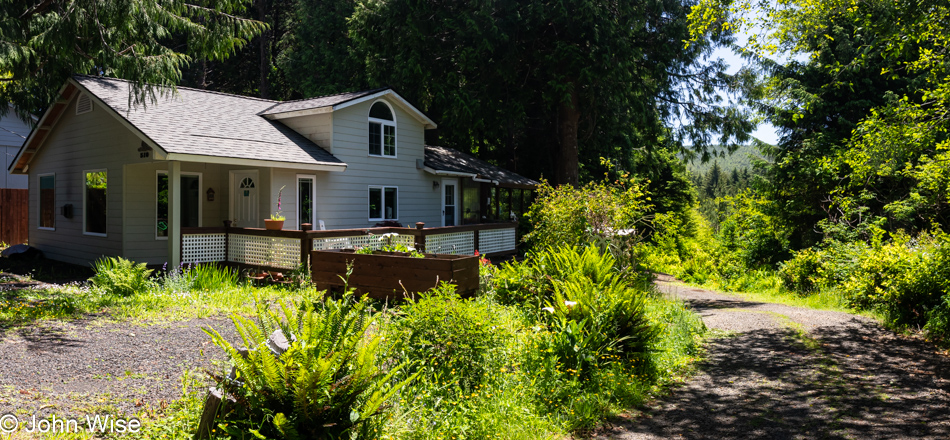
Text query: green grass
0 282 314 329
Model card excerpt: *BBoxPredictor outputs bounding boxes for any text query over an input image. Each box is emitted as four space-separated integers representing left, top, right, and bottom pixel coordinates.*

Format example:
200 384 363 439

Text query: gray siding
1 115 32 189
123 162 234 264
27 94 135 266
280 113 333 153
288 97 441 229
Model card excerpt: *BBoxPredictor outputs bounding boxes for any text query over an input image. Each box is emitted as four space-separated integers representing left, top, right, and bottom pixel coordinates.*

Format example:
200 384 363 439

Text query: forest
1 0 950 437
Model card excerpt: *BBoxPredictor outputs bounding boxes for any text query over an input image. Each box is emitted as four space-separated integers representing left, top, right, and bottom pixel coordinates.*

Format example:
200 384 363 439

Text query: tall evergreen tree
0 0 266 118
348 0 754 186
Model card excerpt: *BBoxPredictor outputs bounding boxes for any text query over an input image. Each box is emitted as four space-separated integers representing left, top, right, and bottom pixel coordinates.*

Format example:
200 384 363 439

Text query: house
1 109 34 245
1 108 34 189
8 75 537 267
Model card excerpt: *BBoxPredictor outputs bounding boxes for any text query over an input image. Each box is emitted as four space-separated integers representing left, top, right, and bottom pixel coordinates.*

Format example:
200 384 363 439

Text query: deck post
168 161 181 269
414 222 426 253
300 232 312 271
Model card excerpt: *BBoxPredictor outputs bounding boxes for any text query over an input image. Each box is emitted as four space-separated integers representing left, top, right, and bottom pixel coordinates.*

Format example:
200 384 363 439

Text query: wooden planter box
311 249 479 300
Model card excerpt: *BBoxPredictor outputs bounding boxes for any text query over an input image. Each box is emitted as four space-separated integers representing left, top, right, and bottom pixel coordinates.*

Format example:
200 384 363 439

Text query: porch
179 221 519 272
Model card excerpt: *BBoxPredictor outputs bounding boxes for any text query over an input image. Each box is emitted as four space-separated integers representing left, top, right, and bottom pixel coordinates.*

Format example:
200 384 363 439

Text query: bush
778 247 825 293
840 233 950 333
394 284 513 393
204 294 414 439
924 294 950 345
523 177 652 275
493 245 621 313
90 256 153 296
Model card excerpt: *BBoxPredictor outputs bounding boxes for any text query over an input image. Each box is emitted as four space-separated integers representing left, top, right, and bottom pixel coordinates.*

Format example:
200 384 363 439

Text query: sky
709 44 780 146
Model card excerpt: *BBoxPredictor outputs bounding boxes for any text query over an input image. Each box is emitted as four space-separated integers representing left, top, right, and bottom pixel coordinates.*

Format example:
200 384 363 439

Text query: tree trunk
257 0 271 99
555 84 580 187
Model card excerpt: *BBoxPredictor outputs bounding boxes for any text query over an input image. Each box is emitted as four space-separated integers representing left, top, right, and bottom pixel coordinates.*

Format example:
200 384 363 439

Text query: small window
297 175 315 228
76 94 93 115
84 170 107 235
368 102 396 157
39 174 55 229
368 186 397 220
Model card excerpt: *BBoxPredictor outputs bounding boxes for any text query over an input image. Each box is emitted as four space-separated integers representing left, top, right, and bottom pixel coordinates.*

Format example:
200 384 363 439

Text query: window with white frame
84 170 107 236
368 186 397 220
38 174 55 230
297 175 315 228
368 101 396 157
156 171 202 238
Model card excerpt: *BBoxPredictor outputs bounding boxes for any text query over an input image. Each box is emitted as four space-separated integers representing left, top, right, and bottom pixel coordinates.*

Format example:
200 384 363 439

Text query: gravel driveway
597 279 950 439
0 317 237 418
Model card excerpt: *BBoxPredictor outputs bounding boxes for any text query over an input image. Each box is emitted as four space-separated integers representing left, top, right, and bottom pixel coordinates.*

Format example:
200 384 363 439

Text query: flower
564 301 577 307
542 307 555 313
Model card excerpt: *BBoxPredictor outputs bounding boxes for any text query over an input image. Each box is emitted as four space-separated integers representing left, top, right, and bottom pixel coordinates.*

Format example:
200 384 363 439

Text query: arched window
368 101 396 157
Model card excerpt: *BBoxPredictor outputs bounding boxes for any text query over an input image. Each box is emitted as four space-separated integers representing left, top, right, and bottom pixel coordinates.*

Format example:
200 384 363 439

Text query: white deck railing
180 222 517 271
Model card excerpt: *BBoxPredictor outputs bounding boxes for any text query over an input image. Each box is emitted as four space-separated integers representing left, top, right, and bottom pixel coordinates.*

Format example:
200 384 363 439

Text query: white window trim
368 185 399 221
296 174 316 230
442 179 458 227
368 100 397 158
155 170 203 240
83 169 108 237
37 173 55 231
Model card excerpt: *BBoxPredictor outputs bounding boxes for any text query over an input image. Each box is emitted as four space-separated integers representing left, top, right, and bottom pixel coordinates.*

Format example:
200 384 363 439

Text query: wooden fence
0 189 28 245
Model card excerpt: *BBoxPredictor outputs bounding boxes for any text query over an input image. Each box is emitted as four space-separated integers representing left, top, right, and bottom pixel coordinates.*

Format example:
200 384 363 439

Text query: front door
231 170 260 227
443 180 457 226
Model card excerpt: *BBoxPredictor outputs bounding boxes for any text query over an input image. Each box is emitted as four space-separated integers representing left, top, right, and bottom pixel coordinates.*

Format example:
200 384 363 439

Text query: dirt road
597 280 950 439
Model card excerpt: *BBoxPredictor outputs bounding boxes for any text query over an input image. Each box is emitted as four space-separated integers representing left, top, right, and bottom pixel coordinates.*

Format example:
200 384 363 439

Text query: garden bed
311 249 478 299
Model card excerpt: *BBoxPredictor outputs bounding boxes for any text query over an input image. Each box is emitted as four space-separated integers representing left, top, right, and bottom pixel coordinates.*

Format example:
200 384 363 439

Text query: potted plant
264 186 286 230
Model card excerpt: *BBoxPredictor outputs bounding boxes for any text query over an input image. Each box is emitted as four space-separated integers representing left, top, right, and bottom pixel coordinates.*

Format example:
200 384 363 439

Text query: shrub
493 245 620 313
90 256 153 296
523 177 652 273
840 232 950 334
394 284 514 393
924 294 950 345
778 247 825 293
204 294 414 439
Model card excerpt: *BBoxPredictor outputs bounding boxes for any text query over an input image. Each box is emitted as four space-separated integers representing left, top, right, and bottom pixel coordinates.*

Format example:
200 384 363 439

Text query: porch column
168 160 182 268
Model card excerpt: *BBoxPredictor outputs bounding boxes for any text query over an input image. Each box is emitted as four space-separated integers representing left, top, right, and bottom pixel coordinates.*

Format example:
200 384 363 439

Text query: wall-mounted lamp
61 204 73 219
432 181 440 189
206 187 215 201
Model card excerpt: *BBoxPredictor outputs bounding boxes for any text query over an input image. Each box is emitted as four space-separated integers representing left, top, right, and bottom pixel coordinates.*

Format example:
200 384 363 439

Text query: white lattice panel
425 231 474 255
478 228 517 254
182 233 227 264
313 233 416 251
228 234 301 269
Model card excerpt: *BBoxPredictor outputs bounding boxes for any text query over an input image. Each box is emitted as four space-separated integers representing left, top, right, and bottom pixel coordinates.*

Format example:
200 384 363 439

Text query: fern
204 293 415 439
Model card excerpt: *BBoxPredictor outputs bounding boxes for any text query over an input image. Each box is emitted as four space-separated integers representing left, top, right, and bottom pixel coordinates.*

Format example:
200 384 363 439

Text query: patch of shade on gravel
0 317 238 418
595 280 950 439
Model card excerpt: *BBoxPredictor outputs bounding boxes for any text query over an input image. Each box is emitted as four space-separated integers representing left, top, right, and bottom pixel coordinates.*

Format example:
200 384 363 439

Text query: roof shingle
424 145 539 187
74 75 345 167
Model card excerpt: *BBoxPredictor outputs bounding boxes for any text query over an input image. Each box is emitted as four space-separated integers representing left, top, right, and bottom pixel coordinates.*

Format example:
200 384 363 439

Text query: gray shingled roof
74 75 344 167
424 145 539 187
260 87 389 116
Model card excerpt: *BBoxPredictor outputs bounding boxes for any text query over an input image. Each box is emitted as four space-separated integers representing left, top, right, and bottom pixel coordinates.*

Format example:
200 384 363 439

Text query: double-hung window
368 102 396 157
368 186 397 220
